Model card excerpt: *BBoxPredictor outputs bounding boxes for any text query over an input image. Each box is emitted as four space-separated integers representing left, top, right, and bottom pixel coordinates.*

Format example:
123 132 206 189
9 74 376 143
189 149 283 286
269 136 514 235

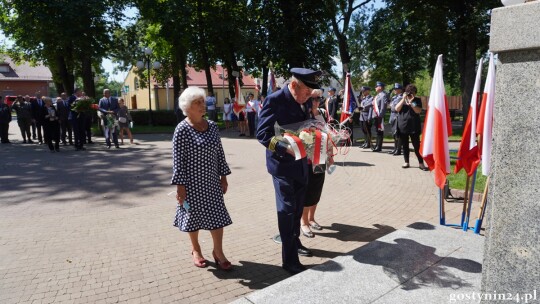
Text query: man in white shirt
206 92 217 122
245 93 258 137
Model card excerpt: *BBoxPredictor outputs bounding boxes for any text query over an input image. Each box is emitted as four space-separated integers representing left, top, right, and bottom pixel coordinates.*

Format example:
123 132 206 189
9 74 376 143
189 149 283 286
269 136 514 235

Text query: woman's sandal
301 225 315 238
419 163 429 171
192 251 208 268
309 221 323 231
402 163 410 169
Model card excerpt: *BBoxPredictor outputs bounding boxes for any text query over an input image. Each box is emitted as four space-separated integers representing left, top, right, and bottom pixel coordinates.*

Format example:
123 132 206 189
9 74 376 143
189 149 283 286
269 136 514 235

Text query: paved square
0 122 479 303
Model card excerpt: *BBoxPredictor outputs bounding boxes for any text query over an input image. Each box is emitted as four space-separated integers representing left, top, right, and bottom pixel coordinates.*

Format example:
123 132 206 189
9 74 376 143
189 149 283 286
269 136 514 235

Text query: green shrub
129 110 177 126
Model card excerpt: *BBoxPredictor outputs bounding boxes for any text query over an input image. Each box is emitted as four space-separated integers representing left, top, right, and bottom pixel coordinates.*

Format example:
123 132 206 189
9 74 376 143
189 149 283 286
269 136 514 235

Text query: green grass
447 152 487 192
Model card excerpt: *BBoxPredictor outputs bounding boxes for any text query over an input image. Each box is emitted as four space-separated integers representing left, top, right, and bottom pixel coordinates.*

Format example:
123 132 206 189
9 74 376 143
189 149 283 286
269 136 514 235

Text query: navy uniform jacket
256 85 310 183
389 93 403 125
98 97 120 115
372 91 389 119
359 95 373 122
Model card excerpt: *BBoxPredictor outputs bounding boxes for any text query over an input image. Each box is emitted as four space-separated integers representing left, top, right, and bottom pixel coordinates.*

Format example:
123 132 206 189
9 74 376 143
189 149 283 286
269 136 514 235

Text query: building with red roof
121 65 262 111
0 55 54 98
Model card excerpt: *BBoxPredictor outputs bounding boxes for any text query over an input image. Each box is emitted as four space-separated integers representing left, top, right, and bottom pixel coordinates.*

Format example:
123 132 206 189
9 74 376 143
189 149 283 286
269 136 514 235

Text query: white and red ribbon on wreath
283 133 307 160
312 130 328 165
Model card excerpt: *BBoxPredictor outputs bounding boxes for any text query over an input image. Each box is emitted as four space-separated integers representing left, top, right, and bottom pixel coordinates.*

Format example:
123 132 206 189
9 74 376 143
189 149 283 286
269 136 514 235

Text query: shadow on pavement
317 223 396 243
209 260 292 290
354 238 482 291
0 138 171 209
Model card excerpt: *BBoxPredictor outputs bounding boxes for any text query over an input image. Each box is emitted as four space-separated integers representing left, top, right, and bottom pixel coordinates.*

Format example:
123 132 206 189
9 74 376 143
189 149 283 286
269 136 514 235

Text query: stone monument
482 1 540 303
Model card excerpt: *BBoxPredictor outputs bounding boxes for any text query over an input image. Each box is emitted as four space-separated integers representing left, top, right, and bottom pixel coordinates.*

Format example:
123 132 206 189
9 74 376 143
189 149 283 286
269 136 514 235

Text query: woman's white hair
178 86 206 115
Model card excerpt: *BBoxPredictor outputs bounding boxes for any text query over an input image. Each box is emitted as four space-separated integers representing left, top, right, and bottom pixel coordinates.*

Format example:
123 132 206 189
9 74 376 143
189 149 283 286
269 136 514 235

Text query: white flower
299 131 314 145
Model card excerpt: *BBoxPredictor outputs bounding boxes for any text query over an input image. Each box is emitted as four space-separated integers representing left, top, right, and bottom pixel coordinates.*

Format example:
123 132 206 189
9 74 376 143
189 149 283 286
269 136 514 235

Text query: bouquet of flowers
105 113 119 130
274 120 350 173
71 97 98 117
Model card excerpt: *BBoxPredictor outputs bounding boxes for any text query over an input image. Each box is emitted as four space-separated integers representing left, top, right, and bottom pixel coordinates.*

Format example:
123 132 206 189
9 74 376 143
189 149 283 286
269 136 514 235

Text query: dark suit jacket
56 100 70 121
256 85 311 183
31 99 46 122
98 97 119 115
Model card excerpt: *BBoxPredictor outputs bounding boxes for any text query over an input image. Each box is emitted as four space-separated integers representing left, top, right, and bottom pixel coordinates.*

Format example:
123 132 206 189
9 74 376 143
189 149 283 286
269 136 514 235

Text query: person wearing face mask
256 67 322 275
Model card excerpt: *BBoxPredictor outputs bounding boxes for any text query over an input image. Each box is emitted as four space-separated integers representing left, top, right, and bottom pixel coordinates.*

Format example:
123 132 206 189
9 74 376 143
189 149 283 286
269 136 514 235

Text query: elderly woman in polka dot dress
172 87 233 270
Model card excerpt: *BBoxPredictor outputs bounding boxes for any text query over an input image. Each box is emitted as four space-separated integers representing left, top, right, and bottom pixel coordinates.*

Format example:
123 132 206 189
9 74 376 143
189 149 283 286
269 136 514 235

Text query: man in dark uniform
0 96 12 144
56 92 73 145
359 86 373 149
256 67 321 275
388 83 403 155
372 81 389 152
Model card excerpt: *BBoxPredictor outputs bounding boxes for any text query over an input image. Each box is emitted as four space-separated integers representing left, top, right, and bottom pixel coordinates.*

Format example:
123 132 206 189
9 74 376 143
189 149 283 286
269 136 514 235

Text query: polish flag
454 58 483 176
420 55 452 189
233 77 245 116
340 73 357 123
476 53 495 176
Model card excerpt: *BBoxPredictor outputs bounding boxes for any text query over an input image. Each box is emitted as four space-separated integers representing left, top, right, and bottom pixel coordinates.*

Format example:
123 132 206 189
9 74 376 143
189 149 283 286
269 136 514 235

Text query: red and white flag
420 55 452 189
454 58 483 176
340 73 357 124
233 77 245 116
476 53 496 176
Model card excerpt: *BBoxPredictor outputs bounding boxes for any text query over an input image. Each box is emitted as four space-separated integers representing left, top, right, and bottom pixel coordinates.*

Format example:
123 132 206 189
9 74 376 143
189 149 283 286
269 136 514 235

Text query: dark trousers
400 132 424 164
60 119 73 144
70 116 85 149
84 115 92 143
247 112 256 137
18 120 31 141
272 175 306 267
35 121 44 142
0 122 9 143
44 121 60 151
373 117 384 149
361 120 372 146
31 121 36 139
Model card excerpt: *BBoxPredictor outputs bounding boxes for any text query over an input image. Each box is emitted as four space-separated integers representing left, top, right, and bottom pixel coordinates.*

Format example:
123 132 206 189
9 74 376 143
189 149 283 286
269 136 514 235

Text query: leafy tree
0 0 127 98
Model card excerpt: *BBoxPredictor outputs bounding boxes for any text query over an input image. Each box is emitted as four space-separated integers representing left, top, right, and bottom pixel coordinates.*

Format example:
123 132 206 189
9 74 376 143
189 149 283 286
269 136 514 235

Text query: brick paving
0 122 481 304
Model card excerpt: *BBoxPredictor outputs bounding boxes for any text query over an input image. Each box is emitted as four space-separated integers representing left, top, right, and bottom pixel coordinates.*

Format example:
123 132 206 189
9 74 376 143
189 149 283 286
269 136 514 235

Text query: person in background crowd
388 83 404 156
359 86 373 149
98 89 120 149
245 93 257 137
26 96 37 140
222 98 232 129
371 81 389 152
31 93 46 144
325 87 338 123
56 93 73 145
68 88 86 151
81 92 94 145
237 99 248 137
42 97 60 152
206 92 217 122
117 98 133 145
11 95 33 143
172 86 233 270
256 67 322 275
300 89 331 238
395 84 428 171
0 96 12 144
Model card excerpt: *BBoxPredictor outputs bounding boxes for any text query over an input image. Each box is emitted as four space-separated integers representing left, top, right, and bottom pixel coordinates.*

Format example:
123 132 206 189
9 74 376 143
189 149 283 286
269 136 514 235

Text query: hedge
129 110 178 126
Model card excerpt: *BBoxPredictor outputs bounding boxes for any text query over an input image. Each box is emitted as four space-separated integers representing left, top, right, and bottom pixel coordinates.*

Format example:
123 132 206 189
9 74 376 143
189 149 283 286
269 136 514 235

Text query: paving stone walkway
0 122 481 304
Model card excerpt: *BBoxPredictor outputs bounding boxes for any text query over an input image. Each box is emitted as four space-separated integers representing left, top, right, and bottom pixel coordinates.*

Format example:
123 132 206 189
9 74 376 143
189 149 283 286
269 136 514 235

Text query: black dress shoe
372 148 381 152
387 150 396 154
393 151 402 156
282 263 306 275
297 245 313 257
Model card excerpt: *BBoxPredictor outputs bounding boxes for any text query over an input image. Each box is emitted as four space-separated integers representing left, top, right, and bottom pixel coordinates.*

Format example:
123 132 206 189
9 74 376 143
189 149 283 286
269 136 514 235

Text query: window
134 77 139 90
0 64 10 73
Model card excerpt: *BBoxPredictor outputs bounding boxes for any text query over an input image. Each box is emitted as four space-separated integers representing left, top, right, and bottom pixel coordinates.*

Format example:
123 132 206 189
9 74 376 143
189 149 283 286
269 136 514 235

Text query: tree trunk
262 65 269 97
81 56 96 98
456 4 477 129
55 54 74 95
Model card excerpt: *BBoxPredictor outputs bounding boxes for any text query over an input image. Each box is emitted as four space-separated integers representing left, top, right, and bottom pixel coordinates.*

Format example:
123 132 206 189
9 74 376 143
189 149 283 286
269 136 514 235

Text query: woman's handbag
118 117 127 123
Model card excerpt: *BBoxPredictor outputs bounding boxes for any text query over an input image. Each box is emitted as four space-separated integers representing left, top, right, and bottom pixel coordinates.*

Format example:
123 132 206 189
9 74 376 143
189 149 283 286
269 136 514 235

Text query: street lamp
136 47 161 125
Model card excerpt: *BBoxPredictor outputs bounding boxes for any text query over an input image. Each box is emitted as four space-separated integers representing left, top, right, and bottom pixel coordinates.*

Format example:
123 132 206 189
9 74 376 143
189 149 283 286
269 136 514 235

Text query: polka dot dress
171 120 232 232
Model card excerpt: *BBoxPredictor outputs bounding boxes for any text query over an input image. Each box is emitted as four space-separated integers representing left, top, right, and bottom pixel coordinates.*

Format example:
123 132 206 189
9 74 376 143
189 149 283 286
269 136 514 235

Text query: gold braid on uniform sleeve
268 136 280 152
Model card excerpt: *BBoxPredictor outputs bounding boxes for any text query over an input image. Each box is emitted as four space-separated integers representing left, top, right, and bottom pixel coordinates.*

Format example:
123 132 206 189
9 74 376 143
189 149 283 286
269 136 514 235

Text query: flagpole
474 176 490 234
460 175 471 226
439 188 445 225
463 168 477 231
